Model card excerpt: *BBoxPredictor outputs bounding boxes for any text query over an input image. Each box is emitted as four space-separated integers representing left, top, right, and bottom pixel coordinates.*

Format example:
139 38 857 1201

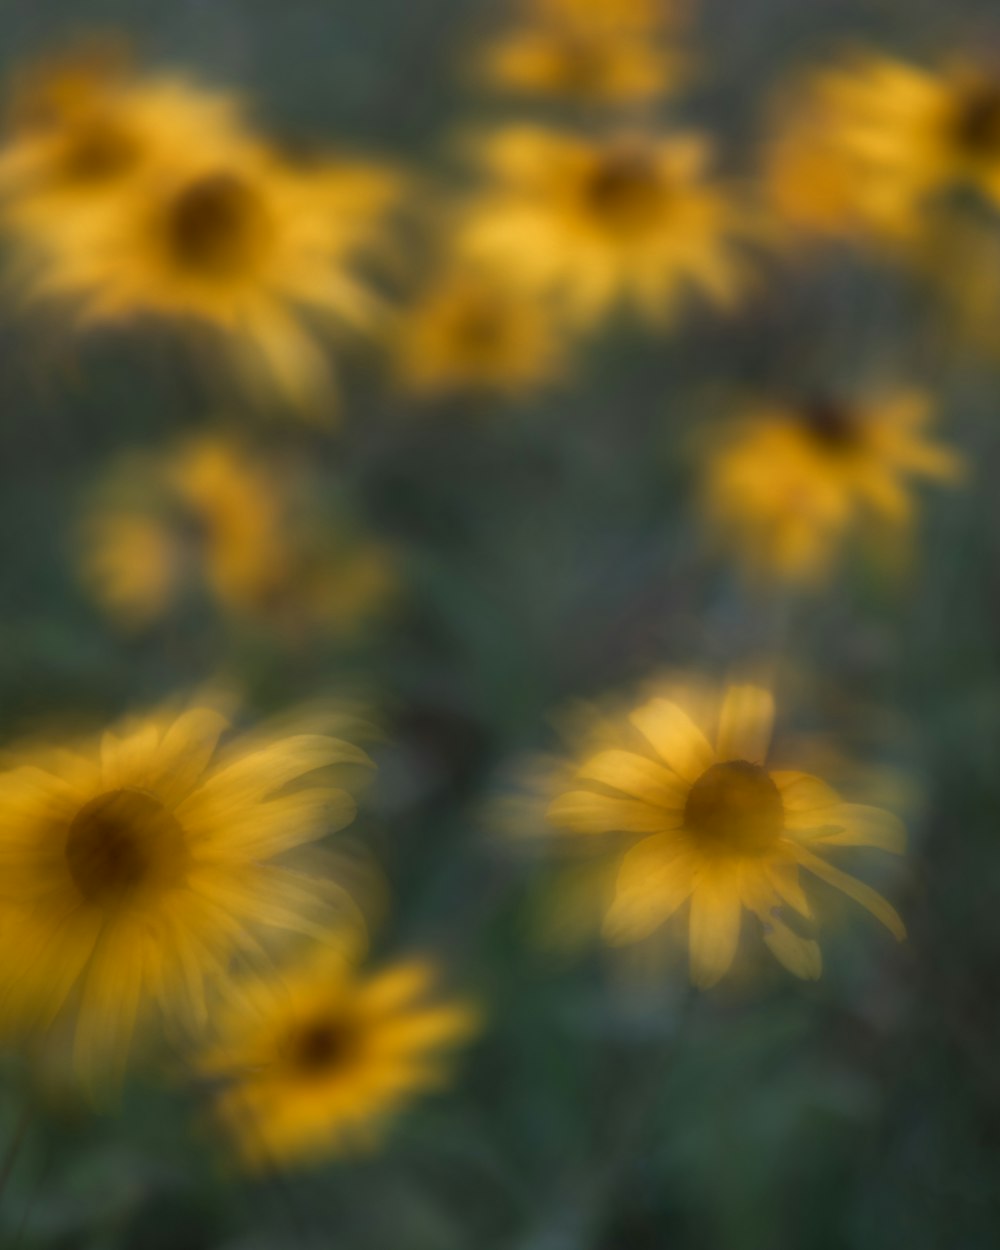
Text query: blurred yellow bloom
0 706 373 1084
82 435 394 634
201 944 478 1169
548 684 906 986
1 49 401 409
701 391 963 584
481 18 677 103
395 269 567 397
0 43 245 250
459 127 753 327
764 54 1000 240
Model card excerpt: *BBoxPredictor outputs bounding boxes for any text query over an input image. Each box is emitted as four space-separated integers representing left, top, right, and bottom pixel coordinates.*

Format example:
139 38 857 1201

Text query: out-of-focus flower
81 435 394 635
0 44 401 411
394 268 568 397
0 705 374 1085
480 15 678 104
546 683 906 986
459 127 754 328
200 943 478 1169
763 54 1000 242
701 390 963 584
0 42 245 251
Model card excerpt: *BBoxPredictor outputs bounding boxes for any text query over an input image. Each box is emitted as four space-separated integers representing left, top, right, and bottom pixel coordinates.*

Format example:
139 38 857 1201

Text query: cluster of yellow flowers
0 0 990 1181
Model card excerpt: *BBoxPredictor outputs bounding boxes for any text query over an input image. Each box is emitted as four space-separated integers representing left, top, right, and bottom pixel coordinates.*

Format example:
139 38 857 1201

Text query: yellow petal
602 834 694 945
152 708 229 803
577 749 687 808
760 915 822 980
688 874 742 987
772 770 841 813
715 685 775 763
629 698 715 783
792 845 906 940
546 791 676 835
794 803 905 853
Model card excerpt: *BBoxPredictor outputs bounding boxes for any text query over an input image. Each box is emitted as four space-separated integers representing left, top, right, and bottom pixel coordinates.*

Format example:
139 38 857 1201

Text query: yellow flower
459 127 753 327
200 944 478 1169
394 269 567 397
81 435 395 635
481 19 677 104
548 684 906 986
0 44 247 276
82 437 287 628
701 391 963 584
15 110 399 408
764 54 1000 240
0 706 373 1084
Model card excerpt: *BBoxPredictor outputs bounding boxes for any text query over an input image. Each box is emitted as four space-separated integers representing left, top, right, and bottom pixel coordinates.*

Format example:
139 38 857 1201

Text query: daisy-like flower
548 684 906 986
394 268 567 397
761 78 920 243
81 435 394 634
14 101 399 408
764 53 1000 241
458 127 753 328
701 390 963 584
0 705 373 1084
200 943 478 1170
0 42 245 253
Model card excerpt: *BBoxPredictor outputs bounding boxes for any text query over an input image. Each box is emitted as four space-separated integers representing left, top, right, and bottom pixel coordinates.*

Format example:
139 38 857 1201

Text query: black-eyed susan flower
394 268 567 397
11 93 399 409
0 44 247 283
459 127 753 328
0 705 374 1085
81 435 394 635
701 390 963 584
547 683 906 986
761 78 919 243
200 944 478 1169
764 54 1000 242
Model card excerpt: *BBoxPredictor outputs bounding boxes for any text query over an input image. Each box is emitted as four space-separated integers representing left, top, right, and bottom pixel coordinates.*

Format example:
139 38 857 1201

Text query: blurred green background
1 0 1000 1247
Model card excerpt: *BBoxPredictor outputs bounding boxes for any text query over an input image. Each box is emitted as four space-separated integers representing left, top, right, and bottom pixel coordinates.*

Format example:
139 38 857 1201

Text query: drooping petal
795 803 906 853
792 844 906 940
688 873 743 987
760 914 822 980
766 860 813 917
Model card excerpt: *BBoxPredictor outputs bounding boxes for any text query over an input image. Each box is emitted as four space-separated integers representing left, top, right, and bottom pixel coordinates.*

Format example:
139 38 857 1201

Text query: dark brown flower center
165 172 271 277
953 84 1000 156
65 788 188 906
684 760 784 855
287 1015 360 1075
452 298 509 355
799 399 861 450
584 151 667 233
